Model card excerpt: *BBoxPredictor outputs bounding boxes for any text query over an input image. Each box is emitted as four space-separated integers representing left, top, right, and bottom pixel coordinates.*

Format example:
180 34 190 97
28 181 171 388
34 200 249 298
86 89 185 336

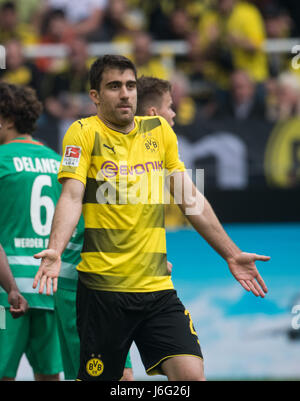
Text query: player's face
91 68 137 129
157 91 176 127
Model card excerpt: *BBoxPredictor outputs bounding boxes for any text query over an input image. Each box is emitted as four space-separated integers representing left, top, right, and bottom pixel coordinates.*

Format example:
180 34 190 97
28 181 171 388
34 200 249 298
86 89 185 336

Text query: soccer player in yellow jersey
33 55 270 381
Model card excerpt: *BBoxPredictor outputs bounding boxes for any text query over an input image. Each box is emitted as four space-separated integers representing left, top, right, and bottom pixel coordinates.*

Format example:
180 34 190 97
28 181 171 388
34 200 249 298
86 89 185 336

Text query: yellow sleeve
58 120 93 186
160 118 186 175
232 4 266 47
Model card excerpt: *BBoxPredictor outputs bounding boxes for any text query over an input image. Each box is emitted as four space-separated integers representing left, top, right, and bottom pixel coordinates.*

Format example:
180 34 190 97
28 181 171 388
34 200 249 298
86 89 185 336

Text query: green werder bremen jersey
0 137 84 309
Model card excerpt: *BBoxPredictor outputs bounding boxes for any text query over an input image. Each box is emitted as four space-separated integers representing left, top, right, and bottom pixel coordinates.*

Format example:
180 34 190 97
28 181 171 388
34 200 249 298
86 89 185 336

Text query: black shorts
76 279 203 381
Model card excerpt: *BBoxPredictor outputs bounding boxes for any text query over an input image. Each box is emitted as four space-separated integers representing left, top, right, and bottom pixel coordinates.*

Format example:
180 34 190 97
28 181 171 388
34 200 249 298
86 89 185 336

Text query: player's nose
120 85 130 99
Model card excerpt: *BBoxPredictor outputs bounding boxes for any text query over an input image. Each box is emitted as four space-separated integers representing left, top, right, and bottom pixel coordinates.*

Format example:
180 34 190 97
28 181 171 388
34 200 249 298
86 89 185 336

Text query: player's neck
97 114 135 135
5 132 32 144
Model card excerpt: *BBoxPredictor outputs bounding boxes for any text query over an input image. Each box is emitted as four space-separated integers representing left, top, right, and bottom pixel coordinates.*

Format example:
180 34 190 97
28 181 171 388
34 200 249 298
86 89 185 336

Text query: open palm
32 249 61 295
227 252 270 297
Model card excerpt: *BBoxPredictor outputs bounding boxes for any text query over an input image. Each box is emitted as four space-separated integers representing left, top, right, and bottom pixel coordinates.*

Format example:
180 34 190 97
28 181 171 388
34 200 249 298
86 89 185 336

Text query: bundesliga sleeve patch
62 146 81 167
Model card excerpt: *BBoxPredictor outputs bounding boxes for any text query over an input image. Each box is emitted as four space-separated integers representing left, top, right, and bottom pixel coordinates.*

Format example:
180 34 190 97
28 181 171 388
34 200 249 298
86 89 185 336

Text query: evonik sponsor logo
95 164 205 215
99 160 164 179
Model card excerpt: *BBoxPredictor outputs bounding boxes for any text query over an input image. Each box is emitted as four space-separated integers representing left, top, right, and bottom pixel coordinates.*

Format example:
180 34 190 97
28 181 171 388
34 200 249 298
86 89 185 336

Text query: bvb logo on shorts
86 355 104 377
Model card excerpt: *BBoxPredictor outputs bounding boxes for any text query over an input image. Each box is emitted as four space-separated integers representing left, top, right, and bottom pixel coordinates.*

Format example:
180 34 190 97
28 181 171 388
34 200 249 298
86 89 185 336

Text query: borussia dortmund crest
144 136 159 153
86 355 104 377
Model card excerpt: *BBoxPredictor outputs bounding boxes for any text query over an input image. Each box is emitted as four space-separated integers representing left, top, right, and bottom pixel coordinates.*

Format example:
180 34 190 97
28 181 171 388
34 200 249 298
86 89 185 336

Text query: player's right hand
32 249 61 295
8 291 28 318
167 261 173 274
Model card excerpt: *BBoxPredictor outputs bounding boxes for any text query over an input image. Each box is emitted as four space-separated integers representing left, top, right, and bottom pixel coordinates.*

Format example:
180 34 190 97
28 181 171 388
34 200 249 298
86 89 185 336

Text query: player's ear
148 107 157 117
6 119 15 131
89 89 100 105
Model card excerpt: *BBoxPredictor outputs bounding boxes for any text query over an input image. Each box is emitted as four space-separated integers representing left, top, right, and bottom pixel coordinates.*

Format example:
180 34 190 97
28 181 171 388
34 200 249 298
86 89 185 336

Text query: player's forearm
184 197 241 261
0 245 18 293
47 190 82 256
171 172 241 261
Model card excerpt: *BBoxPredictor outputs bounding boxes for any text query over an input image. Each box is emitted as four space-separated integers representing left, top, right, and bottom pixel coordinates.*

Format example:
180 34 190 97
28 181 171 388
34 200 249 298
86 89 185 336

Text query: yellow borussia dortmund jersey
58 115 185 292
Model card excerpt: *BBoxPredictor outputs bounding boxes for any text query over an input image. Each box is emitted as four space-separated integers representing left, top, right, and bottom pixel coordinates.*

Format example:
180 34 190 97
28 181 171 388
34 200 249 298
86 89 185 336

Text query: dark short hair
0 83 43 135
89 55 137 91
136 76 171 116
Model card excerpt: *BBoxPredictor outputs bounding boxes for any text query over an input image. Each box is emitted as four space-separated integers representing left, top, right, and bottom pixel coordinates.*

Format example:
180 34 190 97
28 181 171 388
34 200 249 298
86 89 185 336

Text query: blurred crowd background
1 0 300 226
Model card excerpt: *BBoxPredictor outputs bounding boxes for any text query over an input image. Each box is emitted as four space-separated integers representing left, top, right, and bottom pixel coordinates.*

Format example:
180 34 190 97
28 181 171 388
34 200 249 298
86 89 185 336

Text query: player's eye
127 82 136 90
108 82 121 90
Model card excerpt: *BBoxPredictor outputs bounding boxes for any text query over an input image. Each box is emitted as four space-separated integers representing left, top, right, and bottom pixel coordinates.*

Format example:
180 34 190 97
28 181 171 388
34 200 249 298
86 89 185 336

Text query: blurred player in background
136 76 176 127
33 55 270 381
0 82 63 380
0 244 28 318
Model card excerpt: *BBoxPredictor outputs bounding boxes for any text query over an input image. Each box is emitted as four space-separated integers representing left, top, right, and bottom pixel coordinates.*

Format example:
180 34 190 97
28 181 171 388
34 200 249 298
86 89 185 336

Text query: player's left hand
32 249 61 295
227 252 270 298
